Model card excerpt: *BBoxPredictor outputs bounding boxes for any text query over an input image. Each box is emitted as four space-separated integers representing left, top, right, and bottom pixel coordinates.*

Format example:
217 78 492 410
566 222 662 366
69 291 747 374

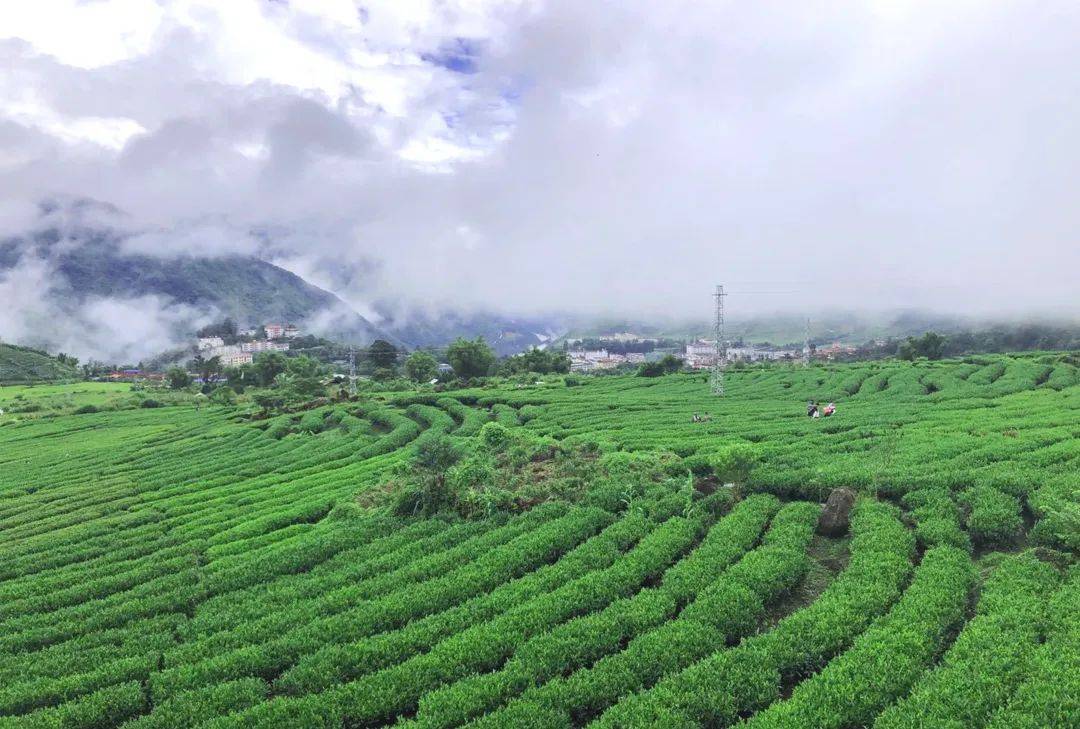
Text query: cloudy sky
2 0 1079 326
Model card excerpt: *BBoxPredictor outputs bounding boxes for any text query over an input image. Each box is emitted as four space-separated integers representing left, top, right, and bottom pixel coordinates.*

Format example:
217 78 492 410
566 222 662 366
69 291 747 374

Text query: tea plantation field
0 354 1076 727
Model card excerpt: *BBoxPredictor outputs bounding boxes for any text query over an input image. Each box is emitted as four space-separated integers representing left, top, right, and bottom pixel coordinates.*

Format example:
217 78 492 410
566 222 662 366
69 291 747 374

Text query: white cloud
0 0 1078 341
0 199 40 237
122 220 261 258
0 0 163 68
0 253 210 362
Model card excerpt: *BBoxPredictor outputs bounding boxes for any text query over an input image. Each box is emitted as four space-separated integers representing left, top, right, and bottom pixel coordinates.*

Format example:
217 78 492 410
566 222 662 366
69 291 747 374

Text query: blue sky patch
422 38 480 74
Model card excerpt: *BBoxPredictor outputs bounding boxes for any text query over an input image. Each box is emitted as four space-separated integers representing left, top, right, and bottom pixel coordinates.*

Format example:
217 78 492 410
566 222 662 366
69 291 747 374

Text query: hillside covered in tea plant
0 353 1076 728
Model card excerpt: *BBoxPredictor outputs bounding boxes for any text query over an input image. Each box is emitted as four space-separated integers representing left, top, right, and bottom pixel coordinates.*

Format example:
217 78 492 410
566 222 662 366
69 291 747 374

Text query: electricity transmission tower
348 346 357 396
710 284 726 396
803 318 811 366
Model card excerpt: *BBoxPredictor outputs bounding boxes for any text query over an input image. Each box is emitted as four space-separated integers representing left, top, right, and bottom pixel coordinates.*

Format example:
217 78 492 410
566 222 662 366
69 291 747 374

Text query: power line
725 290 801 295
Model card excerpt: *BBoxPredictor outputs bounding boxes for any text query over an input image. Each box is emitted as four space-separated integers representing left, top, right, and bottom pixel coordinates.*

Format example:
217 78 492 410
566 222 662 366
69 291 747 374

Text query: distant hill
0 200 572 358
55 244 388 344
0 344 77 384
565 311 1061 348
382 310 561 356
0 210 391 353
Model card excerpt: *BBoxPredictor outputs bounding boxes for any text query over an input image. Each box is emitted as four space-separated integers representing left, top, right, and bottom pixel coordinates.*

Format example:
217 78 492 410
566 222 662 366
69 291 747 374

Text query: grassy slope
0 345 78 384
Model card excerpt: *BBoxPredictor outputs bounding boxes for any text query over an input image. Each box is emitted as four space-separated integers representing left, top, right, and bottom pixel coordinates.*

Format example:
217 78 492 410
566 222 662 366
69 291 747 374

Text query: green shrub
265 421 292 440
960 486 1023 546
298 411 325 434
711 443 758 484
518 405 543 423
480 421 512 449
209 388 236 405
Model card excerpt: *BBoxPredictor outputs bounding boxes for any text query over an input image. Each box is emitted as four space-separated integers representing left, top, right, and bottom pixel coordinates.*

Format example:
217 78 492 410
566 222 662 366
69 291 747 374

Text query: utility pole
710 284 726 396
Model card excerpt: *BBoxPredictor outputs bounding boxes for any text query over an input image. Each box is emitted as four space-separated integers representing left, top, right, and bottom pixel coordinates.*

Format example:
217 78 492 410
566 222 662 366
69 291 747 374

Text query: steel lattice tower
710 284 726 396
349 346 357 396
804 318 811 366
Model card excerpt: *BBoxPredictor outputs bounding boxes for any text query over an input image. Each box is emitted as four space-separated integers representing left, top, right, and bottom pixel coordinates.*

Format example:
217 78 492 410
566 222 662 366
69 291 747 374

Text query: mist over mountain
2 197 1078 364
3 1 1079 340
0 200 388 361
0 199 573 361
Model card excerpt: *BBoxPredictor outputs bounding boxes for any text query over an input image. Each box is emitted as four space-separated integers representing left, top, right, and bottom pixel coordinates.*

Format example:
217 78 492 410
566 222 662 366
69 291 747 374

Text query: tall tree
405 350 439 382
166 366 191 390
203 355 222 382
368 339 399 370
190 354 222 383
253 351 288 387
446 337 495 379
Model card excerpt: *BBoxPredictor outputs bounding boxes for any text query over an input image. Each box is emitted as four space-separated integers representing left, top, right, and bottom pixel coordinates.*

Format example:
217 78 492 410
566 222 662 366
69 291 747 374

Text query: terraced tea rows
0 353 1076 727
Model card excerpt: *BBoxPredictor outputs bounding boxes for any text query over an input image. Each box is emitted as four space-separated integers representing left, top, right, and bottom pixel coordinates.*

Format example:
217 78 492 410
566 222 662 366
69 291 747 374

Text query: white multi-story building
573 349 610 361
597 332 658 343
197 336 224 350
220 351 254 367
264 323 286 339
684 341 717 369
207 344 241 359
727 347 798 362
241 340 290 353
569 349 634 372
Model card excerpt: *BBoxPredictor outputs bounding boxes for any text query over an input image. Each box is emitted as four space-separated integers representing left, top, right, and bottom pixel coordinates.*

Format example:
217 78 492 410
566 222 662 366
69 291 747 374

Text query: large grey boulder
817 488 857 537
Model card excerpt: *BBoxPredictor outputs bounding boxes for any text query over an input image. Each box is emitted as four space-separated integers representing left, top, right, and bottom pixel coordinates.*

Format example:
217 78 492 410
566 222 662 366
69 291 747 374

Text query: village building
815 342 858 359
197 336 224 350
727 346 798 362
684 340 718 369
208 344 241 359
241 340 290 353
220 350 254 367
597 332 658 343
568 348 636 372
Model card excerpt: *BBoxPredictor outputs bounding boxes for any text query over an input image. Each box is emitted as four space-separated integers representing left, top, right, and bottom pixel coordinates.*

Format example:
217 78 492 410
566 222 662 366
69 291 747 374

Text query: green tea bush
874 551 1059 729
480 421 512 448
0 354 1076 727
960 485 1023 545
298 411 325 434
902 487 970 550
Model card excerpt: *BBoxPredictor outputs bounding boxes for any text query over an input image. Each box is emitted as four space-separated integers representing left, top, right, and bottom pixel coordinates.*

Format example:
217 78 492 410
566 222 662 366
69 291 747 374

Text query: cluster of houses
105 369 163 382
815 341 859 358
683 340 862 367
565 332 660 346
196 323 299 367
684 340 802 369
568 349 647 372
